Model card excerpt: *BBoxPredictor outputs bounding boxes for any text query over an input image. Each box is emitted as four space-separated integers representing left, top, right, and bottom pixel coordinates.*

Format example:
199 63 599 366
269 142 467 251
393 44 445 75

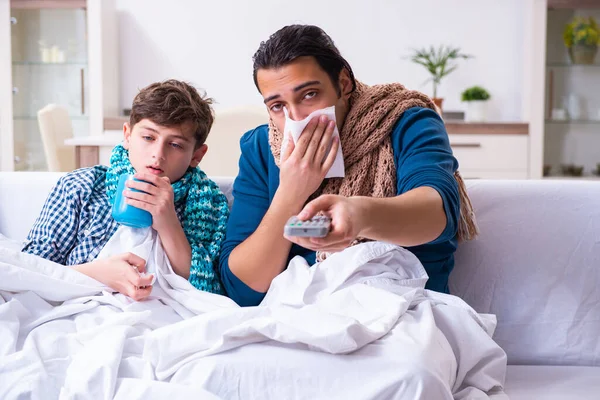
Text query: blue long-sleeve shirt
219 107 460 307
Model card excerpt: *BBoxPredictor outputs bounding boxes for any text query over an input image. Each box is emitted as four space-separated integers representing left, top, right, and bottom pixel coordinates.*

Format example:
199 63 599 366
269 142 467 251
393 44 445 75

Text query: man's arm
389 106 460 245
357 187 446 247
221 117 337 305
219 129 297 304
354 107 460 245
227 190 302 292
291 107 460 251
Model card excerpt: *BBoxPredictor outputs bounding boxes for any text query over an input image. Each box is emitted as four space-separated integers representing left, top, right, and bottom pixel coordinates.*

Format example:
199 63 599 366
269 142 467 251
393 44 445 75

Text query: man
219 24 476 307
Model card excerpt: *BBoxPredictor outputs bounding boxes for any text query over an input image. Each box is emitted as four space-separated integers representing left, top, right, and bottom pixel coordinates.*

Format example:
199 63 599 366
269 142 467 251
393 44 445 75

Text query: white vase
465 101 488 122
566 94 583 120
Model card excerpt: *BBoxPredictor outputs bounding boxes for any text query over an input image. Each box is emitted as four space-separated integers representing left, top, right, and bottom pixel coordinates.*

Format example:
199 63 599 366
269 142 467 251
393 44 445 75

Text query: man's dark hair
252 25 356 97
129 79 214 147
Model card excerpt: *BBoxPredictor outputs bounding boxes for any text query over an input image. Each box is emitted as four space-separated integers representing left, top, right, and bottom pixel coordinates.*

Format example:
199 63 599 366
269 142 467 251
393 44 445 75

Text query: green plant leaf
461 85 491 101
408 45 472 97
563 16 600 47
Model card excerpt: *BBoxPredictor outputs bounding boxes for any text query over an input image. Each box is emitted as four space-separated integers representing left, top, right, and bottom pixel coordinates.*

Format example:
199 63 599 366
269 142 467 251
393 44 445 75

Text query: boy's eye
170 142 183 149
142 136 153 141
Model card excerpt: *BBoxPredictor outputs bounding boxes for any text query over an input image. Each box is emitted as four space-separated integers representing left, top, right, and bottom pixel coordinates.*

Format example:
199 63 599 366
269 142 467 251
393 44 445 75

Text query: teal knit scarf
105 143 229 294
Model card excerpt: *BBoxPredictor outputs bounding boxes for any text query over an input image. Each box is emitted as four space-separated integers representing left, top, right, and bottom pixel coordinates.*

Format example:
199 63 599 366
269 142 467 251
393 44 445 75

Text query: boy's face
257 56 353 132
122 119 208 183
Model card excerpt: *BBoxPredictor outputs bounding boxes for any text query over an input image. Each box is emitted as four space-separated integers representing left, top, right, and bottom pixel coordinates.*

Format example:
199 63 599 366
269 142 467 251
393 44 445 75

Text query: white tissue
281 105 345 178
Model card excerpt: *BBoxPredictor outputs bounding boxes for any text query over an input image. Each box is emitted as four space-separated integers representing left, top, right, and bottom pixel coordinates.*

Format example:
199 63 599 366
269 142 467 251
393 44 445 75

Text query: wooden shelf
547 62 600 67
543 175 600 180
445 121 529 135
10 0 86 9
104 116 128 130
12 61 87 66
106 116 529 136
548 0 600 9
546 119 600 124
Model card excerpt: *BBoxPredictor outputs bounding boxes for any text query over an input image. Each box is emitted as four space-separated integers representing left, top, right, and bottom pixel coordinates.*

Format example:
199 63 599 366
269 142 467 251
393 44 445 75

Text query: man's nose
286 106 308 122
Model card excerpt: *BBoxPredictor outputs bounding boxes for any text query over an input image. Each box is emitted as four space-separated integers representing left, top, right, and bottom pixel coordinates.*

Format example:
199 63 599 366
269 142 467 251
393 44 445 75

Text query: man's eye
270 103 283 112
304 91 317 100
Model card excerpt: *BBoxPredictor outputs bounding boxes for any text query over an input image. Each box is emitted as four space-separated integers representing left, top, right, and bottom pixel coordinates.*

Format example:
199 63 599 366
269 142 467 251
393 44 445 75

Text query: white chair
201 105 269 177
37 104 76 172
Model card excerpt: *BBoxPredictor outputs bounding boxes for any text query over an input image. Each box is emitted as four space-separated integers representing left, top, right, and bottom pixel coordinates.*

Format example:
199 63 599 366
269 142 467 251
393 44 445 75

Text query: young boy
22 80 230 301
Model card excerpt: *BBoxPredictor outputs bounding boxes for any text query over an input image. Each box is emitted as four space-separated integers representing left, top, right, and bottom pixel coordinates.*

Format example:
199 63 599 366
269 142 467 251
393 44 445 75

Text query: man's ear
123 122 132 150
190 144 208 168
338 68 353 100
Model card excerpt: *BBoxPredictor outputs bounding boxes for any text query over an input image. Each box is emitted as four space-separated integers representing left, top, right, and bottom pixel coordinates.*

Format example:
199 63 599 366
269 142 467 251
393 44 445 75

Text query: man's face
256 56 353 132
123 118 207 183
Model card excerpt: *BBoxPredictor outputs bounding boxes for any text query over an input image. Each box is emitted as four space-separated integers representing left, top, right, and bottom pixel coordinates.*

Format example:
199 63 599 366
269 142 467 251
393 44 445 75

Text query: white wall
116 0 527 121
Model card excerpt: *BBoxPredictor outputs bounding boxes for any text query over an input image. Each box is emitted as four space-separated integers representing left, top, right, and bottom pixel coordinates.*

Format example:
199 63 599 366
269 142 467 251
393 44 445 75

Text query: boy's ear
123 122 132 150
190 144 208 168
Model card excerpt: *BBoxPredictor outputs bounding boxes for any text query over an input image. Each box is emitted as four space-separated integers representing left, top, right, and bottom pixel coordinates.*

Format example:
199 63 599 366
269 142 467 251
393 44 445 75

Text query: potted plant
563 16 600 64
461 86 491 122
409 45 472 110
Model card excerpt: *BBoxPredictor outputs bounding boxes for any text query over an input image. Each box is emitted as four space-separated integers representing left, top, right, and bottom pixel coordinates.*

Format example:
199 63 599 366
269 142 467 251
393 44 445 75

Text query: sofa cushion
2 173 599 368
0 172 65 242
210 176 234 208
450 180 600 366
505 365 600 399
0 173 235 243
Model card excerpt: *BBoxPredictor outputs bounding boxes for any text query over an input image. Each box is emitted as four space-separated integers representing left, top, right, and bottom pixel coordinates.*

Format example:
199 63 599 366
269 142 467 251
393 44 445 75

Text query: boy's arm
22 175 82 264
155 218 192 278
22 171 155 301
123 173 192 278
73 252 154 301
155 183 229 285
124 172 229 286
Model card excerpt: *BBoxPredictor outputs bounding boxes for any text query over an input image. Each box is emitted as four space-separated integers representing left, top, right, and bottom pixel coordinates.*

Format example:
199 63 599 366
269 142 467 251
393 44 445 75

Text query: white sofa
1 172 599 399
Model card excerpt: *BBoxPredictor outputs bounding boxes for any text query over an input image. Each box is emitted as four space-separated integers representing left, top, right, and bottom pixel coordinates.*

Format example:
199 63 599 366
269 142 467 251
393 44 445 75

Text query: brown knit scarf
269 81 478 259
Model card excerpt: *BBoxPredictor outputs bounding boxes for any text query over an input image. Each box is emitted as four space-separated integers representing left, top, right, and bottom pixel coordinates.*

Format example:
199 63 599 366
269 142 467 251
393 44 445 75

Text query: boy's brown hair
129 80 214 147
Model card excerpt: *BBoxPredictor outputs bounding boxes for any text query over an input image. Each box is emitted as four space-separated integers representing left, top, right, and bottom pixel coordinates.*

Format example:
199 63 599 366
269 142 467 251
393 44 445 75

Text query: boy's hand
74 252 154 301
124 172 178 233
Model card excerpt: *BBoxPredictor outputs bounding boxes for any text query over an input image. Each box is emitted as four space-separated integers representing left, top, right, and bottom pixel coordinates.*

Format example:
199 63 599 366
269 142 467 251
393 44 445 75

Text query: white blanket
0 229 507 399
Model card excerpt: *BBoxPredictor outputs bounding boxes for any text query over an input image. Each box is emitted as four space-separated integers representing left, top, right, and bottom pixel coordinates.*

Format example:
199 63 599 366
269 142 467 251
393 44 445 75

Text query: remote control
284 215 331 238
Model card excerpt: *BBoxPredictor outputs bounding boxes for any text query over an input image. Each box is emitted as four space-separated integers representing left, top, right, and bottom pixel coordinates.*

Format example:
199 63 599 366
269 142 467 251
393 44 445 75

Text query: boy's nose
153 145 166 160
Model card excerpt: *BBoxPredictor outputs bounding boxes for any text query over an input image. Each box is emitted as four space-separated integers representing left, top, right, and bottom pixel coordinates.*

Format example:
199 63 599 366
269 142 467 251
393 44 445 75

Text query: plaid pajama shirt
22 166 184 265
